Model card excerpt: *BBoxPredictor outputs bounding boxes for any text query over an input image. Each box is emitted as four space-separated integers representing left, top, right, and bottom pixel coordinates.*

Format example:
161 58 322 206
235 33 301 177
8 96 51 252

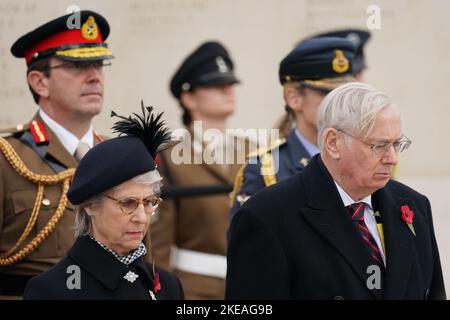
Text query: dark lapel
68 236 128 291
372 186 414 299
299 155 383 299
131 258 154 290
285 129 311 174
33 113 78 169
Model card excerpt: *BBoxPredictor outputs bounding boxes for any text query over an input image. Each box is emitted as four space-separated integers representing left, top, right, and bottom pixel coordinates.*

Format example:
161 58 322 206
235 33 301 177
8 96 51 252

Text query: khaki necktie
74 141 90 161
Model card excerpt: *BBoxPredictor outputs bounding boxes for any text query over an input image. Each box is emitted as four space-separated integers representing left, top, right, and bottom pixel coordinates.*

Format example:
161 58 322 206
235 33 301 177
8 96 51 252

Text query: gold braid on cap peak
0 137 75 266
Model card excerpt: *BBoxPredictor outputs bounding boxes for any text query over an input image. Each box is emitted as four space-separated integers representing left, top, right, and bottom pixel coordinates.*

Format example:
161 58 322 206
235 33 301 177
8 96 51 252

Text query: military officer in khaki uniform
150 41 243 299
0 10 114 297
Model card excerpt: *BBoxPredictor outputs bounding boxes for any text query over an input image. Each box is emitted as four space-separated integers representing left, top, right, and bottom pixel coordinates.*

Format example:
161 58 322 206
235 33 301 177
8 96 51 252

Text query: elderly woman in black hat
23 106 184 300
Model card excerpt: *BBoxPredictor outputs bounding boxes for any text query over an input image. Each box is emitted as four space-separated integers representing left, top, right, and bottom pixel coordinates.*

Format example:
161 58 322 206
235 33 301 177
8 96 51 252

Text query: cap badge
332 49 349 74
216 56 229 73
81 16 98 40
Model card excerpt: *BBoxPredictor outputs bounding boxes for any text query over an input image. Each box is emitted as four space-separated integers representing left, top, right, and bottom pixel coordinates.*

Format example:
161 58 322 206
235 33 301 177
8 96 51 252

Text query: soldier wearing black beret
0 10 113 297
150 41 243 299
229 37 356 222
24 106 184 300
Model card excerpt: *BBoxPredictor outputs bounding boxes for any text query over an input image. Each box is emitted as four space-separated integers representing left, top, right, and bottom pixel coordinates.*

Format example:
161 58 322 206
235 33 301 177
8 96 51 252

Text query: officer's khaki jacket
0 113 101 276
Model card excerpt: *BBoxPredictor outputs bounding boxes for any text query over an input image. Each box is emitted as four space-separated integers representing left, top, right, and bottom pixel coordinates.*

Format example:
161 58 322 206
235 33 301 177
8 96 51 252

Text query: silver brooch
123 271 139 283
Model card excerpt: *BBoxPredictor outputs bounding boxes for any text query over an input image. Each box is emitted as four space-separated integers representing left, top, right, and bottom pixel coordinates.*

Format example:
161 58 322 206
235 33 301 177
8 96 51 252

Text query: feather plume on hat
110 101 172 156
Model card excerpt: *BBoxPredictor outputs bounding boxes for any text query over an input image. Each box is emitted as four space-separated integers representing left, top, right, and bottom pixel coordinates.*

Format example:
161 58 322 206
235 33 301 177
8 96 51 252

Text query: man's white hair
317 82 395 150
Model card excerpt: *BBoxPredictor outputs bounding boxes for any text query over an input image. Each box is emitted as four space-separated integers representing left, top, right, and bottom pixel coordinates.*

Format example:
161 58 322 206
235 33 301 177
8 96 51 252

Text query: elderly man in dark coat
226 83 446 300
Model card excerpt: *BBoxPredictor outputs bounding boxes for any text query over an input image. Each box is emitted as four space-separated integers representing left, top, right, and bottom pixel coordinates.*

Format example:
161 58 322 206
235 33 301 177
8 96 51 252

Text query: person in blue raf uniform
311 28 371 81
23 105 184 300
226 83 446 300
229 37 356 222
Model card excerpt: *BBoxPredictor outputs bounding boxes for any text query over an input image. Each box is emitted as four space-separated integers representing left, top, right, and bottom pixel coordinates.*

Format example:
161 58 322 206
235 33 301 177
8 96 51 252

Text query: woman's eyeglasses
103 195 161 215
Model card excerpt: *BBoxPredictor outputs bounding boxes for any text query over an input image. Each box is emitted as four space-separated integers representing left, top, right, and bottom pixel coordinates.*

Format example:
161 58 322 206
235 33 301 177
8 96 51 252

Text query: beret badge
332 49 349 74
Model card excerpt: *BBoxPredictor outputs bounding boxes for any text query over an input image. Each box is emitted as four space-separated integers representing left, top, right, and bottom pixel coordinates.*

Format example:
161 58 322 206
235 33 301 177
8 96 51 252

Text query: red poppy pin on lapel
401 205 416 236
154 272 161 293
149 264 161 300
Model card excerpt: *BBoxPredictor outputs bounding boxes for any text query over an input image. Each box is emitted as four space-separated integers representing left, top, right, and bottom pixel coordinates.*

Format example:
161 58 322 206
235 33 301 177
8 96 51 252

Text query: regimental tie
347 202 385 269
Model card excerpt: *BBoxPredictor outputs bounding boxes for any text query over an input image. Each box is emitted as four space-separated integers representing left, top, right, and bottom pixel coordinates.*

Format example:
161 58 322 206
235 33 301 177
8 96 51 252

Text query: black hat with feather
67 102 171 205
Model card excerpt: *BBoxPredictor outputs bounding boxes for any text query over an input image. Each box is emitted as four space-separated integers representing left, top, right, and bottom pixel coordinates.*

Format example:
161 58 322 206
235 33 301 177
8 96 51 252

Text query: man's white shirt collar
39 110 94 156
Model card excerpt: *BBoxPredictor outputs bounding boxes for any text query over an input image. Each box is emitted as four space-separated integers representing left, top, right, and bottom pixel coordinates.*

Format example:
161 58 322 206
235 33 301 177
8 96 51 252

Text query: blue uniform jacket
229 129 312 222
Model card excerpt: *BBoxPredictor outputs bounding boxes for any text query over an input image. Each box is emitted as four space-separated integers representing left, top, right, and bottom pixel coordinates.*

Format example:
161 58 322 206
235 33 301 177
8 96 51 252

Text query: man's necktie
74 141 90 161
347 202 385 268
